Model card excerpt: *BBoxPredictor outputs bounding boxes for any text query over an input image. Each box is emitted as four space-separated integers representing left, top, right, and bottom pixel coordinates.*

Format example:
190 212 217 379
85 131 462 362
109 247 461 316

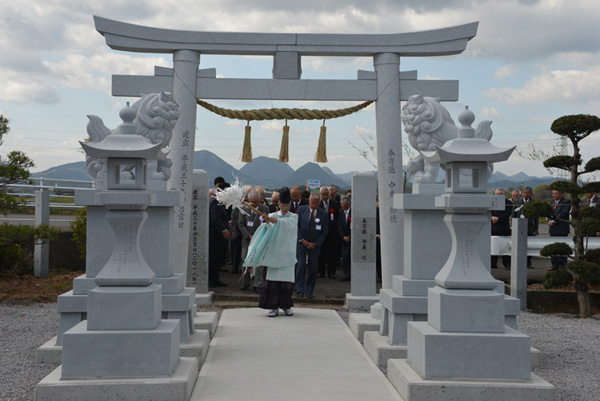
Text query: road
0 214 75 231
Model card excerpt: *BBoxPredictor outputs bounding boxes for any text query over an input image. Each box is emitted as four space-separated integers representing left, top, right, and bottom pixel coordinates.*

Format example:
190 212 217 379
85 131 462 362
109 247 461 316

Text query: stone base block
428 287 505 333
407 322 531 381
57 291 86 312
370 302 383 320
56 311 85 345
364 331 407 371
87 285 161 330
155 274 185 294
72 276 97 295
345 294 379 312
195 292 213 306
180 330 210 369
349 313 380 342
36 336 61 365
194 312 218 338
62 320 180 379
388 359 555 401
380 289 427 314
35 357 198 401
392 276 436 297
37 330 214 366
163 287 196 311
531 347 542 369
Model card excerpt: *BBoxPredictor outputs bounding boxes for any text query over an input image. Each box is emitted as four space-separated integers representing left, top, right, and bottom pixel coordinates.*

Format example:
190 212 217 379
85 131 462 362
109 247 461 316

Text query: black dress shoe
297 292 305 298
307 294 314 299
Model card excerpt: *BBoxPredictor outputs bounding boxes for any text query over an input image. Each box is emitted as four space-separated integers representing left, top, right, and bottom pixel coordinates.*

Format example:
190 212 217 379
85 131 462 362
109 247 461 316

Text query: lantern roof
80 103 166 160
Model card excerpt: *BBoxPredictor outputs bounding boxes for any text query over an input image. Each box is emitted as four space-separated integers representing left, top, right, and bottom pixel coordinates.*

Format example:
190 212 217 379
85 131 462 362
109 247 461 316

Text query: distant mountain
238 156 294 188
276 162 347 189
31 161 90 181
509 172 532 182
488 171 510 183
30 150 561 192
192 150 252 185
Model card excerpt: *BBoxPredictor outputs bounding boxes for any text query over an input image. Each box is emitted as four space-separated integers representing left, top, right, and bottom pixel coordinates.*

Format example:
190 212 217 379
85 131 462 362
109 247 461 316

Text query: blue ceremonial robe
243 211 298 283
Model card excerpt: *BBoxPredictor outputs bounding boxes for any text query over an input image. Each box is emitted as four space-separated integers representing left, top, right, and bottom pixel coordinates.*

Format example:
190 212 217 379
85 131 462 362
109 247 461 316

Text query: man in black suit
318 186 340 279
329 185 341 203
296 192 328 298
208 182 230 287
268 191 279 213
338 195 352 281
491 188 513 269
290 186 308 214
548 189 571 271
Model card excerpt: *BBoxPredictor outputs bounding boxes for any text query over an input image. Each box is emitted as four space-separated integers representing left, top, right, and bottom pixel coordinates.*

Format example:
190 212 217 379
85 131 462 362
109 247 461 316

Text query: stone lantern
388 107 555 400
36 102 198 401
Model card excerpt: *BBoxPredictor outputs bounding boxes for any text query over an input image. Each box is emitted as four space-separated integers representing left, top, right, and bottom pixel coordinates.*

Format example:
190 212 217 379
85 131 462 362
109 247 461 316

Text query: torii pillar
374 53 403 288
170 50 200 271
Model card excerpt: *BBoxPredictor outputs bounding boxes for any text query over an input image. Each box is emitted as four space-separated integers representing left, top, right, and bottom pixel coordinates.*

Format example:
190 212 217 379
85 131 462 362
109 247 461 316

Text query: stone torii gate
94 16 478 289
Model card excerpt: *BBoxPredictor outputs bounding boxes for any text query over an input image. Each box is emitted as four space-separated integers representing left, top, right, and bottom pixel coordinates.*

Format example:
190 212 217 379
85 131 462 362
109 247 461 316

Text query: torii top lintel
94 16 478 57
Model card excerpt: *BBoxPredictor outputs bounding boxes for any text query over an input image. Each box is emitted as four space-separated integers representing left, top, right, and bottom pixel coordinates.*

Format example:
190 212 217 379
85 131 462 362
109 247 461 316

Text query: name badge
247 221 254 227
316 224 322 231
330 213 334 220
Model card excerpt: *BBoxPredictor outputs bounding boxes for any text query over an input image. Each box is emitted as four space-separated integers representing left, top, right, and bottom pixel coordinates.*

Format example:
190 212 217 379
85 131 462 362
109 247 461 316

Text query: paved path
190 308 402 401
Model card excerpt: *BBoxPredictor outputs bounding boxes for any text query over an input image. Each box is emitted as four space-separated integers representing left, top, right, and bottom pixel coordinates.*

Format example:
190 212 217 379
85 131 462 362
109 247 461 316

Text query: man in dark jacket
296 193 328 299
548 189 571 271
208 182 230 287
338 195 352 281
512 187 539 268
318 186 340 279
491 188 513 269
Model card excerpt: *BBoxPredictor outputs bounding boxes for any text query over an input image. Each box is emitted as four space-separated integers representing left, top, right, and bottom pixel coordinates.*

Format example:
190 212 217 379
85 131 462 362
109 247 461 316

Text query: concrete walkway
190 308 402 401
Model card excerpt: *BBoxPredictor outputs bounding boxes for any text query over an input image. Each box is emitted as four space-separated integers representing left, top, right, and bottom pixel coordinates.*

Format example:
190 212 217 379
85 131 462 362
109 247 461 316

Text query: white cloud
0 75 61 104
482 67 600 109
259 121 283 131
494 65 518 79
224 120 242 127
479 106 502 120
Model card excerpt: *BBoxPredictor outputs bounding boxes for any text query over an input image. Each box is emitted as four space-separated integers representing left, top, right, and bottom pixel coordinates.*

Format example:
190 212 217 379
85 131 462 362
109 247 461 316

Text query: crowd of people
207 177 367 317
491 187 599 271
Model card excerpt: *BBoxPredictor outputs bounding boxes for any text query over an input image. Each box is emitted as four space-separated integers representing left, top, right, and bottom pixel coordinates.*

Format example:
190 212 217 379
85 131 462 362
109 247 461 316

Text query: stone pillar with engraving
388 107 555 401
187 169 212 305
345 172 378 311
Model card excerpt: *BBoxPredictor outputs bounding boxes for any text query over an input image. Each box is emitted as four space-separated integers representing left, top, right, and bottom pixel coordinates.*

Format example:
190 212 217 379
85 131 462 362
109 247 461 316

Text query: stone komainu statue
401 94 493 184
85 92 179 181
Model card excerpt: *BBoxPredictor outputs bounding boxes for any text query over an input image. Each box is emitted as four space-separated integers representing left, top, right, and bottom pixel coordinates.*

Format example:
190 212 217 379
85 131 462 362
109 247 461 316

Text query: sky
1 0 599 179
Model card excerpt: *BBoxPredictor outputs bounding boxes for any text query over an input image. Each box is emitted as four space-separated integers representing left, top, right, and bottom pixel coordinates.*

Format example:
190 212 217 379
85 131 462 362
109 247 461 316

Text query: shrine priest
243 187 298 317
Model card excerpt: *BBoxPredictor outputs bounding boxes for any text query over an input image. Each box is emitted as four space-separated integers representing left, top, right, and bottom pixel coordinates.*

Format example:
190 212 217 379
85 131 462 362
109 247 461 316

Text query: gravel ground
1 304 598 401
